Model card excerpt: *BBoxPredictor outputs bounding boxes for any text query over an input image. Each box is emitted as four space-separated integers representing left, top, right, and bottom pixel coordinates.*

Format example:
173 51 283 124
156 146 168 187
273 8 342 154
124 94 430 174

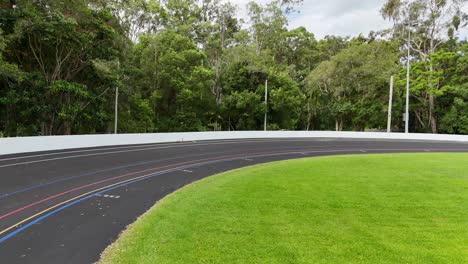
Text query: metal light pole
387 75 394 133
405 28 411 134
264 79 268 132
114 87 119 134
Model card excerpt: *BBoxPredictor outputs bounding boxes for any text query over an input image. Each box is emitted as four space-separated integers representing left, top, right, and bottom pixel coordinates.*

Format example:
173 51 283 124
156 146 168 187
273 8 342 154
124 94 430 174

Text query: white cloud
229 0 468 40
287 0 391 39
461 3 468 40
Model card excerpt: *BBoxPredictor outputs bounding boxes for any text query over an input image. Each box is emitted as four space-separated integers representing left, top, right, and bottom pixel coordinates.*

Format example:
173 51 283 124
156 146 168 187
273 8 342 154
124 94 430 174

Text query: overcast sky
231 0 468 40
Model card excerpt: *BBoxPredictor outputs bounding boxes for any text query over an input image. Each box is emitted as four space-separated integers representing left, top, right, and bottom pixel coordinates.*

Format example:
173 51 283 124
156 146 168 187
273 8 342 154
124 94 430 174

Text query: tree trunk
215 82 222 106
63 121 72 135
429 94 437 133
63 93 72 135
335 119 343 131
6 104 17 137
428 49 437 134
41 119 54 136
41 122 45 136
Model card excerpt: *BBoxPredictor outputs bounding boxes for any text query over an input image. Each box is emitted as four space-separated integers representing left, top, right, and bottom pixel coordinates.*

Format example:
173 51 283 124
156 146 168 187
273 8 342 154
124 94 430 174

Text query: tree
200 1 239 107
248 1 293 65
0 27 24 136
381 0 468 133
1 0 127 135
1 0 467 136
92 0 167 42
307 41 399 131
437 43 468 134
131 30 213 131
268 71 305 129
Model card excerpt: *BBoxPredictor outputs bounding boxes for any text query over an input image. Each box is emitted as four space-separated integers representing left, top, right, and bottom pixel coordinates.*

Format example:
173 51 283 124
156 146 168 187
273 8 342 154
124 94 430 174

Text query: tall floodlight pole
264 79 268 132
387 75 394 133
405 28 411 134
114 87 119 134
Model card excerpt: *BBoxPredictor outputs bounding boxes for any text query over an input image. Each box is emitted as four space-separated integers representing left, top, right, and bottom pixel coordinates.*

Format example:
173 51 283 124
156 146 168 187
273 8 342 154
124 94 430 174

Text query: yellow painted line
0 167 176 236
4 147 447 237
0 148 362 236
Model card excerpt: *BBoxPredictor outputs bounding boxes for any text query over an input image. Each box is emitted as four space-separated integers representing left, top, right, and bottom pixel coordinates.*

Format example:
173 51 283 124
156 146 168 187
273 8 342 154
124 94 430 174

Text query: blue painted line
0 160 154 199
0 151 225 199
0 192 97 243
0 156 254 243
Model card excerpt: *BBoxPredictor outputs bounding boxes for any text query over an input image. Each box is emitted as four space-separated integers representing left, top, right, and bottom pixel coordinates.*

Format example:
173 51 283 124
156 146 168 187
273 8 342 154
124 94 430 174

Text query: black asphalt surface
0 138 467 264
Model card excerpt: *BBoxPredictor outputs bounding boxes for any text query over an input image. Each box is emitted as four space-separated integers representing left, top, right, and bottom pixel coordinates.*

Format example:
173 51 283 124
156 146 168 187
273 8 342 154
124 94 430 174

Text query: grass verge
100 153 468 264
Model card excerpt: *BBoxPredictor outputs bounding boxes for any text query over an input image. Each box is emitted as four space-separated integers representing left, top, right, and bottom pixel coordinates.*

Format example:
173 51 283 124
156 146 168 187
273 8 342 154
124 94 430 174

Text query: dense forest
0 0 467 136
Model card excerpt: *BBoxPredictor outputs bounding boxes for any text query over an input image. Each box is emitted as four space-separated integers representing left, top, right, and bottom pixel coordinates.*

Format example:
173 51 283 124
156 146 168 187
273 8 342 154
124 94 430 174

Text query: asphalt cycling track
0 138 467 263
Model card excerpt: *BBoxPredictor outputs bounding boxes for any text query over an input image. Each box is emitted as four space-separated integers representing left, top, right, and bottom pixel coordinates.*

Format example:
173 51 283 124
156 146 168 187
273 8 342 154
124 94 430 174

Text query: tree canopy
0 0 467 136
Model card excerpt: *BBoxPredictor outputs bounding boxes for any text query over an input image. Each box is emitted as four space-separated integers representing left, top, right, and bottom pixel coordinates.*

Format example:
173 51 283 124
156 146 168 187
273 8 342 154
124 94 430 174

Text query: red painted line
0 158 208 221
0 149 300 221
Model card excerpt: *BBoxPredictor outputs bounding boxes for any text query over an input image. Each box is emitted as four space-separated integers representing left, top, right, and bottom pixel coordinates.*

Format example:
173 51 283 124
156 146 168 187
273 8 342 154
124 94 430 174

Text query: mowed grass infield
100 153 468 264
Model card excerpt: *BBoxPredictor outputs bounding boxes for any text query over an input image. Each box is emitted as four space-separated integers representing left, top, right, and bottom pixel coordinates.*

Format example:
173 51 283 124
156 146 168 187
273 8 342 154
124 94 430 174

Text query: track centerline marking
1 148 466 243
0 148 365 238
1 147 459 220
2 148 318 220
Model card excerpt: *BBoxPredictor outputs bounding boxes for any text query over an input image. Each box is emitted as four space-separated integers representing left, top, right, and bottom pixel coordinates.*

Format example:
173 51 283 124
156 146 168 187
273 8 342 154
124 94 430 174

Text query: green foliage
119 93 154 133
438 44 468 134
0 0 467 135
307 40 399 131
440 93 468 134
221 90 263 130
1 0 127 135
269 72 305 129
381 0 467 133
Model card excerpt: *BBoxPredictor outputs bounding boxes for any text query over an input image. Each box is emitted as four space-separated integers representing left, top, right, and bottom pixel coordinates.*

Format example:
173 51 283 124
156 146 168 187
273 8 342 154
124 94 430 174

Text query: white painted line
99 194 120 199
0 139 327 168
0 141 255 168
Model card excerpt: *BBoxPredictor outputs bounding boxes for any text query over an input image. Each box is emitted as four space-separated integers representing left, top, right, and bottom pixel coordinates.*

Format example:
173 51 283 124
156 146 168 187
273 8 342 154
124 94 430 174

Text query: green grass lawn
99 153 468 264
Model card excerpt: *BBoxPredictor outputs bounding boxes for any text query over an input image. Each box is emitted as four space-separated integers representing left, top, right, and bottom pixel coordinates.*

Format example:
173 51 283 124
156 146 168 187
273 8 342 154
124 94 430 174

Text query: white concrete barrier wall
1 131 468 156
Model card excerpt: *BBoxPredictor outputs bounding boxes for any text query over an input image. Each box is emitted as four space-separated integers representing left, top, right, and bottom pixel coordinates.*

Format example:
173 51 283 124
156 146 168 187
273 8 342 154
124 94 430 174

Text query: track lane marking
1 149 313 220
0 148 253 199
1 148 466 243
1 151 310 239
1 144 344 199
0 148 364 237
4 137 439 167
0 155 234 220
0 166 186 238
0 139 330 168
0 138 280 162
2 147 463 219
